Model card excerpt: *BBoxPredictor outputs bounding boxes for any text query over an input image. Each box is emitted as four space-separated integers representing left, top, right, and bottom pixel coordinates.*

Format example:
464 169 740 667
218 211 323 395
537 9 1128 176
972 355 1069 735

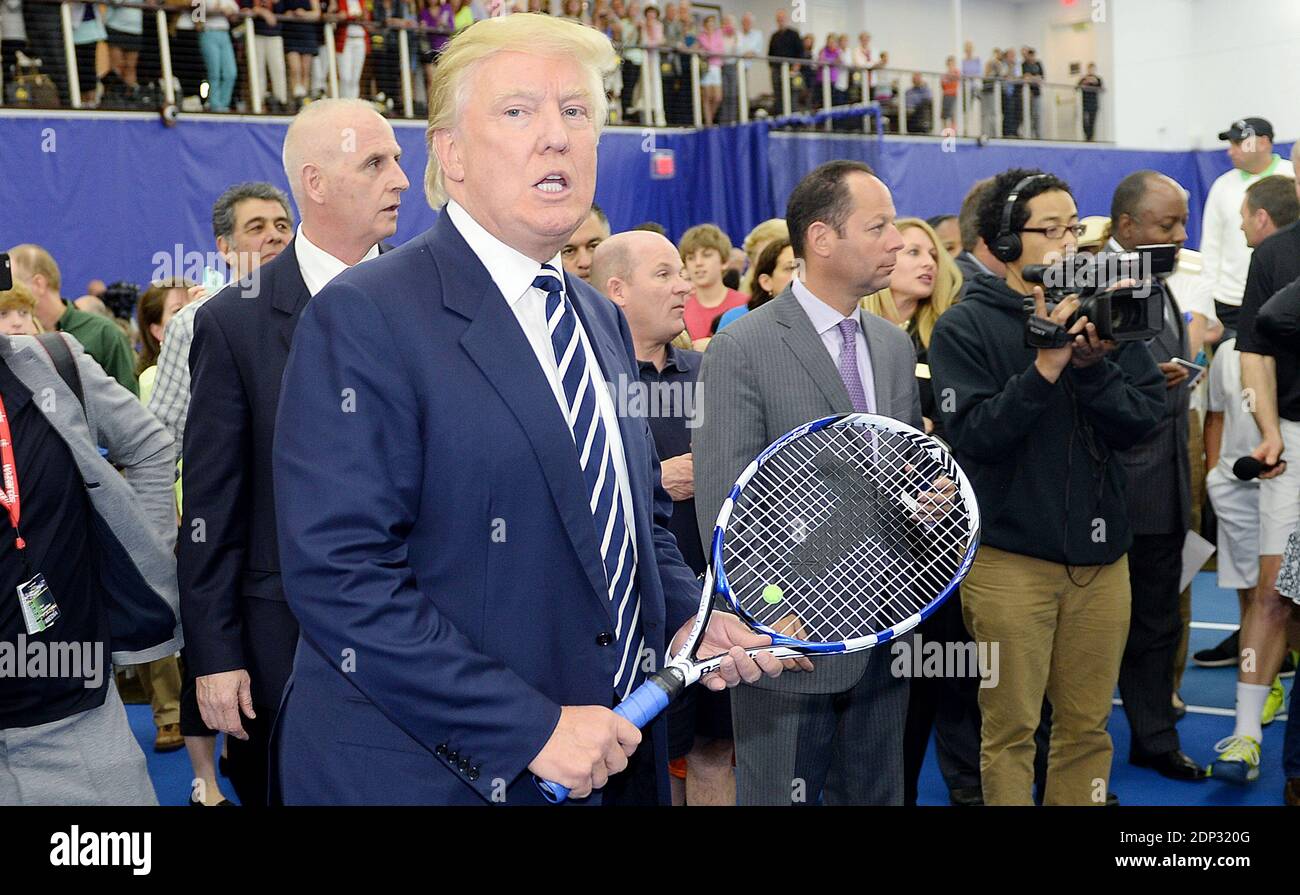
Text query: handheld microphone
1233 456 1280 481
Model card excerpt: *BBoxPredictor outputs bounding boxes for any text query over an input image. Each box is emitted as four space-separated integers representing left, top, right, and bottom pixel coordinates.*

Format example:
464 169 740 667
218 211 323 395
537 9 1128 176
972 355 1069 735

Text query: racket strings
721 424 974 644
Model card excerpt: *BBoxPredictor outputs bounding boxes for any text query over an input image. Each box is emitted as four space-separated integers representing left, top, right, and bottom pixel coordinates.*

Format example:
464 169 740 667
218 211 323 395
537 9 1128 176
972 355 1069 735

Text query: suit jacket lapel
273 240 393 351
773 290 853 412
432 217 614 622
859 313 893 415
271 241 313 353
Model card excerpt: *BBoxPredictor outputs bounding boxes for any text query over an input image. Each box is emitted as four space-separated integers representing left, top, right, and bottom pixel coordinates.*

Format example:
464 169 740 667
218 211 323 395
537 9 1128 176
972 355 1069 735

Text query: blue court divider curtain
0 112 1291 297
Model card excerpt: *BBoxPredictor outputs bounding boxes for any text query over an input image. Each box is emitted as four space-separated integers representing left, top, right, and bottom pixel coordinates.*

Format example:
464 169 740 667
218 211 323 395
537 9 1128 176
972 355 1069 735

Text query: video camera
1020 244 1177 349
0 253 11 292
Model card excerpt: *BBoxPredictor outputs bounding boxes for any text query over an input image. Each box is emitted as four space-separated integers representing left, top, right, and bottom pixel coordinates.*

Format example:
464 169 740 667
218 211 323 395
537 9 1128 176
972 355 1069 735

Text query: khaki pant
1174 409 1205 692
961 546 1131 805
135 655 182 728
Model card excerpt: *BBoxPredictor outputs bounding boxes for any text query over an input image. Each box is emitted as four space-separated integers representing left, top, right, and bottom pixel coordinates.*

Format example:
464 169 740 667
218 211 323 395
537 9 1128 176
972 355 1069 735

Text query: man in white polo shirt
1200 117 1294 336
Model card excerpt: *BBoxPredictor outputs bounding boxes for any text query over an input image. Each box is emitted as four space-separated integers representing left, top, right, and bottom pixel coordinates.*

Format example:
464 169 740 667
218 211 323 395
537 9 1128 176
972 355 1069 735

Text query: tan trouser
961 546 1131 805
135 655 182 728
1174 408 1205 691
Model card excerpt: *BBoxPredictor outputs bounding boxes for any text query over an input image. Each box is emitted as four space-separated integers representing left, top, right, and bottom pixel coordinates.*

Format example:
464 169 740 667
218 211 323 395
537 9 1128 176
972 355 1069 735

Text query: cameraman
929 168 1165 805
1104 171 1206 782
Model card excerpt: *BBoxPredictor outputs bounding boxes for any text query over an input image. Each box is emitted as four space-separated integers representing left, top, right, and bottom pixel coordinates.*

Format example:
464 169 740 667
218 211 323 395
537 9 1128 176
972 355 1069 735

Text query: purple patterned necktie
836 317 872 413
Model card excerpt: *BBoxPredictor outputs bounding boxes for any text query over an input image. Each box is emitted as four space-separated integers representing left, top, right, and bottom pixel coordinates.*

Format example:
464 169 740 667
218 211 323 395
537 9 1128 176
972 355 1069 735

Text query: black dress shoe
1106 791 1119 806
949 786 984 806
1131 749 1208 781
1192 630 1239 667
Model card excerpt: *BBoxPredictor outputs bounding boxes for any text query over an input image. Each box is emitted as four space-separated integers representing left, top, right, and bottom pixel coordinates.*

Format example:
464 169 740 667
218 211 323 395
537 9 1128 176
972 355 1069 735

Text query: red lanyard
0 394 24 551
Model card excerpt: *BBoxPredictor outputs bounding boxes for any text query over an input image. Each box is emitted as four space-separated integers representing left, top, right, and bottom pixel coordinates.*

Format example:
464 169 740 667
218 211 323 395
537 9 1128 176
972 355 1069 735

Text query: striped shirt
147 297 210 453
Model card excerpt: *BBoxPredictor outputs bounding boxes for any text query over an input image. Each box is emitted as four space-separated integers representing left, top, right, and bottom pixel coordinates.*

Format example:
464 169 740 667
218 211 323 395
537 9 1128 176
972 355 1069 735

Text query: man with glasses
929 168 1164 804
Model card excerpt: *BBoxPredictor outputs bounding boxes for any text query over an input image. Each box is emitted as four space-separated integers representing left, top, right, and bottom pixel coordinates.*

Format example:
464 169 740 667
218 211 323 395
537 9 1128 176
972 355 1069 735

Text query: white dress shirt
445 200 639 552
295 225 380 298
1164 249 1218 328
792 277 877 413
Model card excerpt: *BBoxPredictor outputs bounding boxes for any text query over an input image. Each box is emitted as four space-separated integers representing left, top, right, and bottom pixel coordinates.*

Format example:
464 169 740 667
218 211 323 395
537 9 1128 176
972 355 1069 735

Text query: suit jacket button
435 743 448 757
596 632 614 646
458 757 470 771
448 750 459 764
468 765 481 781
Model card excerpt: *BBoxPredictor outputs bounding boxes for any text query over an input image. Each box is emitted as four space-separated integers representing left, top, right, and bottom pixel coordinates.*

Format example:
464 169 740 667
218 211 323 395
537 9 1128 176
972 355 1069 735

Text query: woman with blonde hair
862 216 962 435
0 281 41 335
737 217 788 295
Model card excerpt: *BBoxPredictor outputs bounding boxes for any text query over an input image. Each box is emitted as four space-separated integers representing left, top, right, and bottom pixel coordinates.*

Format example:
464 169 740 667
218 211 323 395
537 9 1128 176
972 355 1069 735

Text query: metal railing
1 2 1108 142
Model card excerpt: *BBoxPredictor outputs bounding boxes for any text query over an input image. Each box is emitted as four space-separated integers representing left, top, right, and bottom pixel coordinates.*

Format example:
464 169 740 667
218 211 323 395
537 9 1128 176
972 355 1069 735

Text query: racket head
709 412 981 655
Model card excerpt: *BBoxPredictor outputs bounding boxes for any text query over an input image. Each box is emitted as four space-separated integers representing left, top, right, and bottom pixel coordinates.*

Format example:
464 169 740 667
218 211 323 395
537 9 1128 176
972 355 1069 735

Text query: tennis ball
762 584 784 605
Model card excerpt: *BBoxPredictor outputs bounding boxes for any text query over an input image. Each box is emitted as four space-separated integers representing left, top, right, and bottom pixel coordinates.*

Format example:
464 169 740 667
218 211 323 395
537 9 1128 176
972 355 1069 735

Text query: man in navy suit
271 14 799 806
180 99 409 806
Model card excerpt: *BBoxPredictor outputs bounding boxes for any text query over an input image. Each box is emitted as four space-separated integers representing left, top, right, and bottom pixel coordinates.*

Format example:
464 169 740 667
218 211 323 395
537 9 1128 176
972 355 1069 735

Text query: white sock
1233 682 1270 741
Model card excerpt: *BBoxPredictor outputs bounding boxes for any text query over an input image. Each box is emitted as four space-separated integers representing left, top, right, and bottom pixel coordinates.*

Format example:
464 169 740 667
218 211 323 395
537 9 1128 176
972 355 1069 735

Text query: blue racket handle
535 675 677 804
615 676 674 726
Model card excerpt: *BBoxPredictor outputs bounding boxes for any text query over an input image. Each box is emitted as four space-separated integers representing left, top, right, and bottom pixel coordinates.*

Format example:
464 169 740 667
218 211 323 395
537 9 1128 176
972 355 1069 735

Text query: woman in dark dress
861 217 963 438
280 0 321 105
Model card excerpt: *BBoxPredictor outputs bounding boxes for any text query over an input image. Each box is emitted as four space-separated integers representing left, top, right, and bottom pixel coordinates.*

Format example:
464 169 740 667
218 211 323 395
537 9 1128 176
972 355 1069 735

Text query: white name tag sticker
17 573 59 635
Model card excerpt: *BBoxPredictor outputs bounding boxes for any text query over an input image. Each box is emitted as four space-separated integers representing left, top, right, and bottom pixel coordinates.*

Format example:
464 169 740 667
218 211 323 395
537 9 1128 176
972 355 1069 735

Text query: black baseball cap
1219 117 1274 142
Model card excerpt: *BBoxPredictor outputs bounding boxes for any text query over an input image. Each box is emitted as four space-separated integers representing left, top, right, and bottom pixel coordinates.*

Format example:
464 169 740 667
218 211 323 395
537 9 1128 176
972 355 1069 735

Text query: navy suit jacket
272 211 700 805
179 239 389 712
179 243 312 709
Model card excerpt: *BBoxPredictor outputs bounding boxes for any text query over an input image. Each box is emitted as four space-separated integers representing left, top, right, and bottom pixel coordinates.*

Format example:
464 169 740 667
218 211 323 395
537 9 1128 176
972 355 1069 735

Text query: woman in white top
333 0 370 99
849 31 870 102
640 3 665 127
0 0 26 84
70 2 107 107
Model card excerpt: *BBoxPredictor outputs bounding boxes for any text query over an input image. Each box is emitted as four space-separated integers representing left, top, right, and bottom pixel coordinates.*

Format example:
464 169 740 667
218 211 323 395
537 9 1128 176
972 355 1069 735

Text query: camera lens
1112 297 1142 332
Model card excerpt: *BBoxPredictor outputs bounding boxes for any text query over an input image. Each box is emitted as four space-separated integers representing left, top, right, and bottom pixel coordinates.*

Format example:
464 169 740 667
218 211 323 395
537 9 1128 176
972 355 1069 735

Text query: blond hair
739 218 788 294
862 218 962 350
8 243 61 294
424 13 618 209
0 280 37 316
678 223 732 262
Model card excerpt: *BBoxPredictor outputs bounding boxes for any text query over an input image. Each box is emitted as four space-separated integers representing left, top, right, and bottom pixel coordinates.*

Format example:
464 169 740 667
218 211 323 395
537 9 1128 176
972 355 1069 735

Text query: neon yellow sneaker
1210 735 1261 784
1262 676 1286 726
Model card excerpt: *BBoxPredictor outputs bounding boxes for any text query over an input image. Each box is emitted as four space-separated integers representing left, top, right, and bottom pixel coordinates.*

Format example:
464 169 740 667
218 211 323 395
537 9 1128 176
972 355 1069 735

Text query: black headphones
992 173 1051 263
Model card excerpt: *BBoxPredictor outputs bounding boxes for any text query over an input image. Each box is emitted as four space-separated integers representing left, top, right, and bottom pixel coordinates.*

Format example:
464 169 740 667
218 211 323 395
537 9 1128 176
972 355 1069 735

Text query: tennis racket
536 411 981 803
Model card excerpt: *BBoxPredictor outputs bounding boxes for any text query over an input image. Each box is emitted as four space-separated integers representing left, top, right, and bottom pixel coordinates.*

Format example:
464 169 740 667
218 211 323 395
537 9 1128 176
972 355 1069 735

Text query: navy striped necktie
532 265 644 699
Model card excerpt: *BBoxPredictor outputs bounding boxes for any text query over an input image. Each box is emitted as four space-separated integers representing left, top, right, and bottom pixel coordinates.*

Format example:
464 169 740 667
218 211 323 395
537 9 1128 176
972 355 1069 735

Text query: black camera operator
928 168 1165 805
1103 170 1207 782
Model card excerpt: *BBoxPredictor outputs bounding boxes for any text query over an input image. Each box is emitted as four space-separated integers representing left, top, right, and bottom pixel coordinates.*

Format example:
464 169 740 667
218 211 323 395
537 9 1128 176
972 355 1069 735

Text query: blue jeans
200 30 237 112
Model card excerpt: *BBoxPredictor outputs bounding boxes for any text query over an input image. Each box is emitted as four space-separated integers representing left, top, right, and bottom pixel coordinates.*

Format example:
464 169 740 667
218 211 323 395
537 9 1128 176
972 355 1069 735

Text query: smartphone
1170 356 1205 386
202 266 226 295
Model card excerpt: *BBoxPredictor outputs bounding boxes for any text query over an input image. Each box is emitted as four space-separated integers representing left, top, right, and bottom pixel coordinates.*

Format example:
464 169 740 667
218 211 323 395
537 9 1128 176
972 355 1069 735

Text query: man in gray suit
1106 171 1205 782
0 332 181 805
694 160 920 805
